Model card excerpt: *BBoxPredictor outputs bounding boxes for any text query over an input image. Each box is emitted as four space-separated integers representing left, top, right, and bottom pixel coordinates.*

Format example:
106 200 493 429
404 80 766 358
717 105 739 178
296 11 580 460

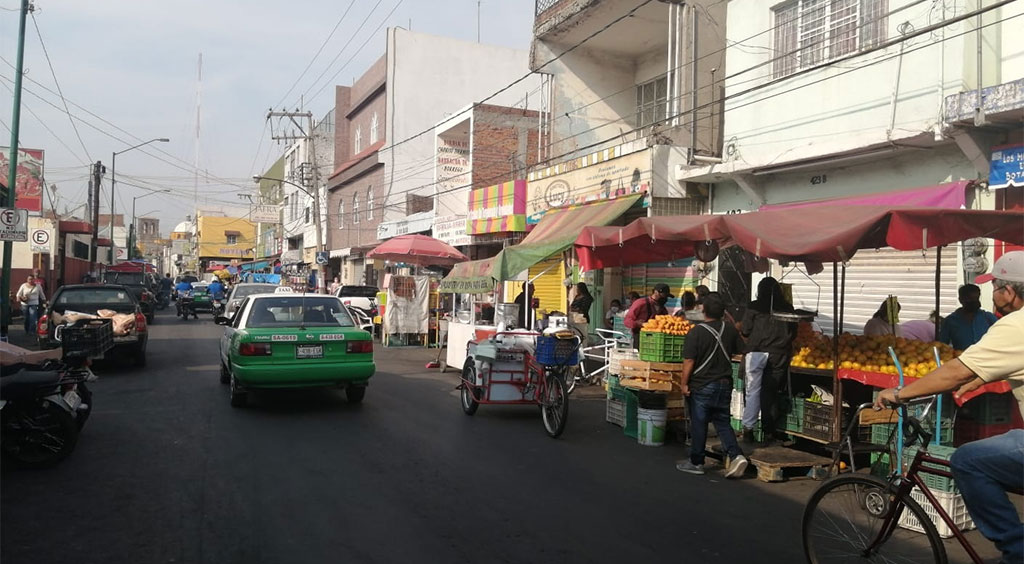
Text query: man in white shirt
16 275 46 334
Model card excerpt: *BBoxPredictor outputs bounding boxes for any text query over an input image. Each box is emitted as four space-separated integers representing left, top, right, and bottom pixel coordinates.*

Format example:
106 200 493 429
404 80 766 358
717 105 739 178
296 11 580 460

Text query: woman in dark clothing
739 277 797 444
570 282 594 323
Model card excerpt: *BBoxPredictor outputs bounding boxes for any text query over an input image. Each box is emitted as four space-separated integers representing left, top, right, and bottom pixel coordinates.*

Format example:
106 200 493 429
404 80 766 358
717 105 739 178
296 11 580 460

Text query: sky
0 0 536 235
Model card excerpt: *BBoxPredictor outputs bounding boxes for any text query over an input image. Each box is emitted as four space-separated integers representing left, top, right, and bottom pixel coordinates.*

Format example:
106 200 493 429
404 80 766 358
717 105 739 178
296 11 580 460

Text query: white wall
721 0 1019 170
382 28 541 226
281 116 332 249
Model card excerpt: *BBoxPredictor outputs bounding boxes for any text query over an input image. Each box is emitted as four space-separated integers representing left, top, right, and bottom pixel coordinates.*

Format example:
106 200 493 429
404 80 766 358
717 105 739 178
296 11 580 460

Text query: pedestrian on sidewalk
677 293 748 478
740 277 796 445
16 275 46 334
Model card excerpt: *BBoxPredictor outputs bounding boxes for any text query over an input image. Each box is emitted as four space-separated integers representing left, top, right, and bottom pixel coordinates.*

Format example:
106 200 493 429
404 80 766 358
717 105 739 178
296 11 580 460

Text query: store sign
434 214 471 247
0 207 28 241
438 277 494 293
526 144 650 224
467 180 527 234
30 228 52 253
250 204 280 224
0 147 44 213
990 144 1024 189
376 212 433 240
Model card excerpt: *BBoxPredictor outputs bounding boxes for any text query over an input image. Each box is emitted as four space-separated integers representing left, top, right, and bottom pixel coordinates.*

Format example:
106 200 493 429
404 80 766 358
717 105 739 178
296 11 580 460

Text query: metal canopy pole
831 262 842 444
935 246 942 341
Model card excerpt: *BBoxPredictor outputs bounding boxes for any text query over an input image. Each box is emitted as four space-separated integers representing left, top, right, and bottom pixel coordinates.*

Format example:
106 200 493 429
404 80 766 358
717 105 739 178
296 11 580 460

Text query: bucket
637 407 668 446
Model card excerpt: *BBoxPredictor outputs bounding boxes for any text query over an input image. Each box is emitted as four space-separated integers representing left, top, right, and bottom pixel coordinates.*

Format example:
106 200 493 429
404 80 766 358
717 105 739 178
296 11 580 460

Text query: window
366 186 374 220
353 194 360 224
370 112 379 144
338 200 344 229
354 125 362 154
773 0 888 79
305 206 310 224
284 196 290 221
226 234 238 245
635 76 668 128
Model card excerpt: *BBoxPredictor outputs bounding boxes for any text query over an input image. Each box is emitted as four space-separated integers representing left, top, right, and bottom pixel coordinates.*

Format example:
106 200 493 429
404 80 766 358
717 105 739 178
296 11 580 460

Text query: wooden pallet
618 360 682 392
748 446 833 483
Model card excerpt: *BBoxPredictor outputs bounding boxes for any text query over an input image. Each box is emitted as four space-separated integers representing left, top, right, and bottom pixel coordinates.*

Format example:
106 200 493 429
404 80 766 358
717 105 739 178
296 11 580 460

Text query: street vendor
864 298 903 337
939 283 997 350
623 283 672 345
676 293 748 478
874 251 1024 564
514 283 536 329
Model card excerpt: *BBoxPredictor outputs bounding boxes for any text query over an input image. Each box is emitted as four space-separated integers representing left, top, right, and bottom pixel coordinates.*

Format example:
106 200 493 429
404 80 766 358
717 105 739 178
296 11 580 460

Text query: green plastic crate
961 393 1015 425
639 331 685 363
606 375 620 399
905 444 958 493
870 452 891 478
784 397 804 433
732 362 744 391
623 389 639 438
871 420 953 446
729 417 764 441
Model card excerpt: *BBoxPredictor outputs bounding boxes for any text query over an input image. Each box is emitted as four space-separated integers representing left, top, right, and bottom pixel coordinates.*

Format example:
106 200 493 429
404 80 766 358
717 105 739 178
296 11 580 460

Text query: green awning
440 195 641 293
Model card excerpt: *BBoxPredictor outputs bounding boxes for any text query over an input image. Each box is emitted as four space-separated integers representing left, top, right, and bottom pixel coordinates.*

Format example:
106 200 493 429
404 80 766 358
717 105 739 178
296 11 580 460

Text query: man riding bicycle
875 251 1024 564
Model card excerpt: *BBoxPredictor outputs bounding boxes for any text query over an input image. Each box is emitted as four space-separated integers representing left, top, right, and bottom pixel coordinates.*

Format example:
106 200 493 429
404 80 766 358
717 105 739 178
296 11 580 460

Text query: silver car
224 283 278 318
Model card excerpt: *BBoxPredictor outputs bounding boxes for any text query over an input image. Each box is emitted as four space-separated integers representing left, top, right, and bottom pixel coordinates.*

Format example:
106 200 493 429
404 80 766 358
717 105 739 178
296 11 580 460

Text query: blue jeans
22 304 39 334
950 429 1024 564
687 379 742 465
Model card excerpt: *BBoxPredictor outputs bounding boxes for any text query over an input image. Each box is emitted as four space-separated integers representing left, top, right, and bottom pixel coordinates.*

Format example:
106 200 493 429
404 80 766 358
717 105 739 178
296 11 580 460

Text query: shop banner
250 204 280 223
385 275 429 334
526 146 650 224
990 144 1024 189
467 180 527 234
434 214 471 247
1 147 44 213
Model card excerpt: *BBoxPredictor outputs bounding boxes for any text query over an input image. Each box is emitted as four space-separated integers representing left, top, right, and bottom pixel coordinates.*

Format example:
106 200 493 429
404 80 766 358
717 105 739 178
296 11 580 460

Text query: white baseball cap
975 250 1024 284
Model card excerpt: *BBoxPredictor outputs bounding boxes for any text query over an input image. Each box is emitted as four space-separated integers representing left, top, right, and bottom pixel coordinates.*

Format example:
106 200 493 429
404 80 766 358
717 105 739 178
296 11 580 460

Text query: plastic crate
730 389 745 420
606 398 626 427
872 423 897 445
955 420 1019 447
60 318 114 358
638 331 685 363
870 452 891 478
535 336 579 366
904 444 958 493
899 487 974 538
729 417 764 441
960 393 1016 425
784 397 804 433
731 362 743 391
623 389 639 438
802 401 835 441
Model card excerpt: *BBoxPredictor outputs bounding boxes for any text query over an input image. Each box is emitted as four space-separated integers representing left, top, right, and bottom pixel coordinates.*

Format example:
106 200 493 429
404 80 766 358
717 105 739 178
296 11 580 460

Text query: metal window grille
772 0 887 79
535 0 562 16
354 126 362 154
367 186 374 220
635 76 668 128
338 200 344 229
773 3 800 78
353 194 360 224
370 113 379 144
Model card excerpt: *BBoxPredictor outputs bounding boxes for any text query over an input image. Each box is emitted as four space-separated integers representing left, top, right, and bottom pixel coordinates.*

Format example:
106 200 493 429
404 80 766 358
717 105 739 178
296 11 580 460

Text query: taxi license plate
296 345 323 359
64 390 81 411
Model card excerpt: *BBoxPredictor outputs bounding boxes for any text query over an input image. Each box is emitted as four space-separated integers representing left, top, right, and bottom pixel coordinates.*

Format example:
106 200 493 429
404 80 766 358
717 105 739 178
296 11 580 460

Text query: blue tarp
240 260 269 272
241 273 281 284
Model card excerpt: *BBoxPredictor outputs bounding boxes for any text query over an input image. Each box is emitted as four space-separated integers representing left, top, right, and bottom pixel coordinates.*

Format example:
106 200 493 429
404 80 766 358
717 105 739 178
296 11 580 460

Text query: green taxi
216 293 375 407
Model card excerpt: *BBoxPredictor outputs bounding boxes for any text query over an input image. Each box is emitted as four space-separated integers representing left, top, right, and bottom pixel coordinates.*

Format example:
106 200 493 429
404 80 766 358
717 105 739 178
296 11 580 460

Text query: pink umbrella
365 234 469 266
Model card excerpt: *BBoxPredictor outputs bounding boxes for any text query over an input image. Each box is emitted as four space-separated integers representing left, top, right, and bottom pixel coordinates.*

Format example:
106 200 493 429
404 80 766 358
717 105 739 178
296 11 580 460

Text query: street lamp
111 138 169 261
254 175 324 292
129 190 170 259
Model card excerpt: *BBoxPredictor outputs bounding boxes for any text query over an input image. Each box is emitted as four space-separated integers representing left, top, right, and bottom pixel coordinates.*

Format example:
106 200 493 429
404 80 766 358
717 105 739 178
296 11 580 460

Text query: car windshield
232 285 277 299
104 272 144 285
246 297 356 328
56 288 133 306
339 286 378 298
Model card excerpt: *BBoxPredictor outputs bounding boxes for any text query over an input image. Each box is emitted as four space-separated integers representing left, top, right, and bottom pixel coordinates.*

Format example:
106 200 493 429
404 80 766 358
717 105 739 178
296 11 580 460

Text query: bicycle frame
576 328 629 384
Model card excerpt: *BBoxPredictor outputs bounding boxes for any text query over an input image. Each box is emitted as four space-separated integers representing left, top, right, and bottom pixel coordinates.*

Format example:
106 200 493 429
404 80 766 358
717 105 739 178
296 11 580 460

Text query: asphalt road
1 310 1002 564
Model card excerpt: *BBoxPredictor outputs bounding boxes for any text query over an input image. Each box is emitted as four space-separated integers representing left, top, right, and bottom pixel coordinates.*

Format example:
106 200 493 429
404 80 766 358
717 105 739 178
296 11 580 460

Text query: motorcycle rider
208 277 225 300
158 274 173 307
174 278 194 317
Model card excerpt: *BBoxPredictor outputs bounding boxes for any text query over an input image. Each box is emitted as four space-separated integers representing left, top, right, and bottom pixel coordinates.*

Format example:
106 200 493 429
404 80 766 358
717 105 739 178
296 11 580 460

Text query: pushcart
458 331 580 438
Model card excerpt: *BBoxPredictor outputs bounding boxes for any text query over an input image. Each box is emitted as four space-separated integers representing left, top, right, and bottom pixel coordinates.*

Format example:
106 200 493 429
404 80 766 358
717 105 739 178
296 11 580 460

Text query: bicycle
802 398 1020 563
564 326 630 394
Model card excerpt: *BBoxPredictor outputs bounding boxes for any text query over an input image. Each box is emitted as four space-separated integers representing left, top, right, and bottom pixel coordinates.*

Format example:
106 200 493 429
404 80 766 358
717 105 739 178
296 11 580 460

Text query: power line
275 0 358 109
29 11 92 163
298 0 389 105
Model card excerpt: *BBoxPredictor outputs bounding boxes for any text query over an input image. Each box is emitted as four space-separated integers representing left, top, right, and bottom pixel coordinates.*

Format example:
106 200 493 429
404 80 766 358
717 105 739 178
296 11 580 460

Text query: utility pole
88 161 105 274
267 110 324 292
2 0 31 337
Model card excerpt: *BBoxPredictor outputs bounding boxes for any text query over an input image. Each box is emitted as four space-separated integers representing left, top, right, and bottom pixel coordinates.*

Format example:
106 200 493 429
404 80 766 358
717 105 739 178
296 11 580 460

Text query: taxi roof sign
274 286 294 293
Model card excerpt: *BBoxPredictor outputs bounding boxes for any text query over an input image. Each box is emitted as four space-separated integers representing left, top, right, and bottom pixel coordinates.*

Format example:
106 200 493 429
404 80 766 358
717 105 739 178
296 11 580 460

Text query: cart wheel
541 374 569 438
439 360 447 373
460 361 479 416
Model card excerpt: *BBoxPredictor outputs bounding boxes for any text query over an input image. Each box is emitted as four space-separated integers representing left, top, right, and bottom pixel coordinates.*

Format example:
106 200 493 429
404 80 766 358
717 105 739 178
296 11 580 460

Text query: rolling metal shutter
621 260 697 311
506 258 566 315
785 246 959 337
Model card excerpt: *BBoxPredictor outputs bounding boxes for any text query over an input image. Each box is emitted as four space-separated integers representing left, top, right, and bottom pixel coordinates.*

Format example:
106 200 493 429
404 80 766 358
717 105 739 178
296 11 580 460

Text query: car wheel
220 363 230 384
345 385 366 404
229 374 247 408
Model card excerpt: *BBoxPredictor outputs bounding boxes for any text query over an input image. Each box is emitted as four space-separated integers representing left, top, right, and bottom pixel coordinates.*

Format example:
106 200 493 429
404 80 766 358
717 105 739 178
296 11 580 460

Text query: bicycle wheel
802 474 947 564
541 374 569 438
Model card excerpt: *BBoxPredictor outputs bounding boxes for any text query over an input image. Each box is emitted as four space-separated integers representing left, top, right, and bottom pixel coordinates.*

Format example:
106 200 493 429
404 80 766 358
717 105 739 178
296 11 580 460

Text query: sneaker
676 460 705 475
725 455 749 479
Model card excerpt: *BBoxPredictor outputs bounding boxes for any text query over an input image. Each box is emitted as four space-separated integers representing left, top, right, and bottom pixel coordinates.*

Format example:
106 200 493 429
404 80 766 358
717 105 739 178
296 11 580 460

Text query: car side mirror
214 316 232 326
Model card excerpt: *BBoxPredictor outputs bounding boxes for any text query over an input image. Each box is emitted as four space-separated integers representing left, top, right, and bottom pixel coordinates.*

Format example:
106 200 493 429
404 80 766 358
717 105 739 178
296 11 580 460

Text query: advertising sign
0 147 44 213
467 180 527 234
990 144 1024 189
434 214 471 247
376 213 433 240
250 204 280 223
0 207 28 241
526 145 650 224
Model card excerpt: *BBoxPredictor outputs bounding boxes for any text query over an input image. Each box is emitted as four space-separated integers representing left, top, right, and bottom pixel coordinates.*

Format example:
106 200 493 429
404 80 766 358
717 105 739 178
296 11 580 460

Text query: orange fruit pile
641 315 692 336
790 322 958 376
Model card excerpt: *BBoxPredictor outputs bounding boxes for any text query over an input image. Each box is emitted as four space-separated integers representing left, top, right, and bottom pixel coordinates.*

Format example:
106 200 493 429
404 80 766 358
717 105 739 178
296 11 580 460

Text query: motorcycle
0 360 93 468
211 292 226 317
155 290 171 310
177 292 195 321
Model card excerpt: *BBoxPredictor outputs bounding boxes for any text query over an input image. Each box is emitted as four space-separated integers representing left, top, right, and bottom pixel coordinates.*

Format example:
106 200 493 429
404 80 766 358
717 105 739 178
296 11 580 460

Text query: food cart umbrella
366 234 469 266
574 215 732 271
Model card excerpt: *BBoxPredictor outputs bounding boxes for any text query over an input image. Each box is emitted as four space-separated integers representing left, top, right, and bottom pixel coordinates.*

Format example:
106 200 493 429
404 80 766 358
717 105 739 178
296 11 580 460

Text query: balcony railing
535 0 563 17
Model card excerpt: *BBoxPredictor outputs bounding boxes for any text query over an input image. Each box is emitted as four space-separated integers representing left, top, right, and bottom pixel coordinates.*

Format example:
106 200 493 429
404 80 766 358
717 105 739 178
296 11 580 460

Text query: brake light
37 315 48 336
135 312 147 333
343 299 351 305
346 341 373 354
239 343 272 356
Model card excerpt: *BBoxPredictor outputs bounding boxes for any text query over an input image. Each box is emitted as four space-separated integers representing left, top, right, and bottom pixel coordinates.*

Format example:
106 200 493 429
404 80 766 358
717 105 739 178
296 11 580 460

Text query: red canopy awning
761 180 972 211
723 206 1024 262
575 215 730 271
366 234 468 266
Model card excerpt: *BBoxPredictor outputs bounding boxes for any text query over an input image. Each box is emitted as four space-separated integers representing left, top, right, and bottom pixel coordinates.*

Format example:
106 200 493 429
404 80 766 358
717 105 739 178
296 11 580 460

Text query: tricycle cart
458 331 580 438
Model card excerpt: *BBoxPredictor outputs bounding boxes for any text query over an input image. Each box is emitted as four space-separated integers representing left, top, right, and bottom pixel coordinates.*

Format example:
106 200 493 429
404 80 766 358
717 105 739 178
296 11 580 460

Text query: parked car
216 294 375 407
223 283 278 319
101 269 157 324
334 285 378 310
38 284 148 367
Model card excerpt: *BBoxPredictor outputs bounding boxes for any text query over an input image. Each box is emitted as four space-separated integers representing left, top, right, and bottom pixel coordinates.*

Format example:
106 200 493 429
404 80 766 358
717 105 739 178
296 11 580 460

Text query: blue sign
316 251 329 266
990 144 1024 189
